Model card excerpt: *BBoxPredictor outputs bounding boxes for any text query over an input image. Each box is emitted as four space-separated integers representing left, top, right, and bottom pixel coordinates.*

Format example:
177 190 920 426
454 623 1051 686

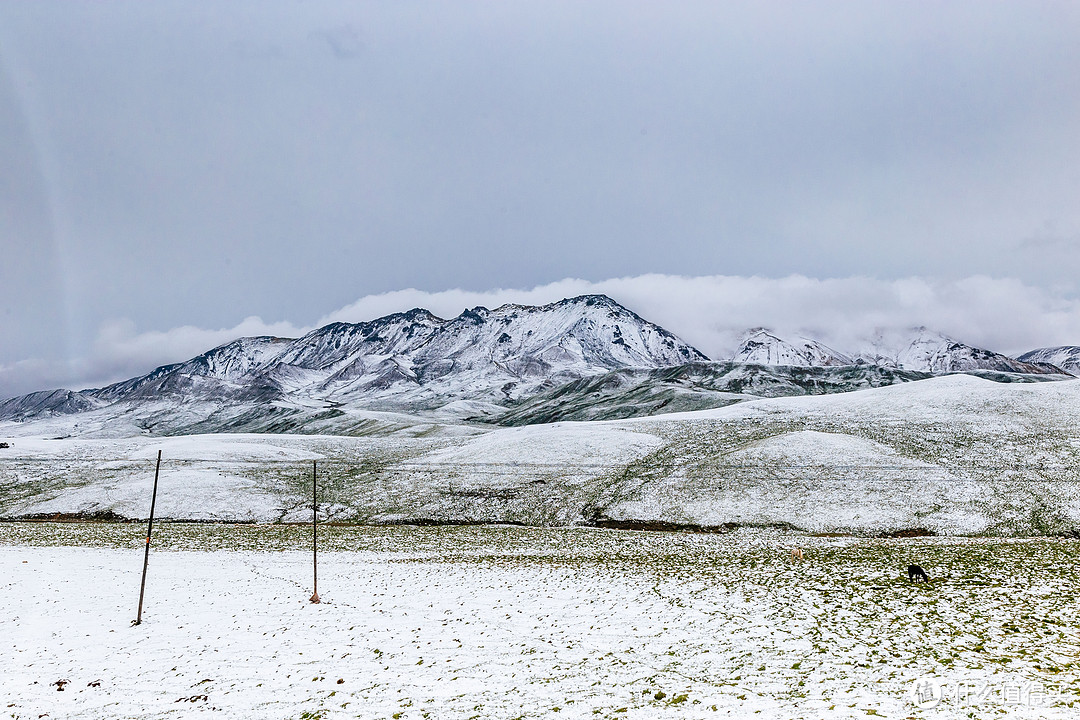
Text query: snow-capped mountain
730 327 1066 375
0 295 709 434
92 336 293 404
859 327 1064 374
269 295 707 403
733 329 854 367
3 296 1074 439
1017 347 1080 376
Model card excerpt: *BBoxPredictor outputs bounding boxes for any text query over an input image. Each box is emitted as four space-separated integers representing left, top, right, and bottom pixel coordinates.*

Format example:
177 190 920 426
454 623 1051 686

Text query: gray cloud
2 3 1079 396
1017 229 1080 252
0 316 305 399
310 24 364 59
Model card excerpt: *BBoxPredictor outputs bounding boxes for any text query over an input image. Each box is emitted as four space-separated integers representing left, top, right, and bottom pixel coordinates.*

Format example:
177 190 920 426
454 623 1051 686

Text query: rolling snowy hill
4 374 1080 536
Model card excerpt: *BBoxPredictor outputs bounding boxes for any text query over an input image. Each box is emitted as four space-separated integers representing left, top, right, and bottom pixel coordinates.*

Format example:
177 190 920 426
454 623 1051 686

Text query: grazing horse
789 547 804 561
907 564 929 582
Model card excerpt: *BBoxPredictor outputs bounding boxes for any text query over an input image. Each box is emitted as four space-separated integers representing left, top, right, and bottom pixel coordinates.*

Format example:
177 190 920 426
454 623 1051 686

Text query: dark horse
907 564 929 582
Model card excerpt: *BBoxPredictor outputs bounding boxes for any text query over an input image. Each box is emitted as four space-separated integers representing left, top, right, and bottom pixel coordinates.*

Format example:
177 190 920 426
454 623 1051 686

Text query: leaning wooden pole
310 459 320 604
133 449 162 626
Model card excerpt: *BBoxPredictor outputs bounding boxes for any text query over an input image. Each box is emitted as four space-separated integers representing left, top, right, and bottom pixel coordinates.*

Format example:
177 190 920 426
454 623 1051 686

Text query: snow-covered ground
3 524 1078 719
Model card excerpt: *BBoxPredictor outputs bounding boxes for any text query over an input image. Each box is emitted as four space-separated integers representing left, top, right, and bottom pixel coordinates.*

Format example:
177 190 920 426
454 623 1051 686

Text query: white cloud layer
3 274 1080 399
0 316 307 400
319 274 1080 361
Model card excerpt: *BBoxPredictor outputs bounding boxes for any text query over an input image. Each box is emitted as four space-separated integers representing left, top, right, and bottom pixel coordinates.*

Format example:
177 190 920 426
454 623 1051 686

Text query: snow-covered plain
3 524 1078 719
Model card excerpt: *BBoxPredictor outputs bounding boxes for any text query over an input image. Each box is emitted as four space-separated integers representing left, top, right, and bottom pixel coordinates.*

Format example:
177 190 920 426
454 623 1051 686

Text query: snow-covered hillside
1018 346 1080 376
4 375 1079 535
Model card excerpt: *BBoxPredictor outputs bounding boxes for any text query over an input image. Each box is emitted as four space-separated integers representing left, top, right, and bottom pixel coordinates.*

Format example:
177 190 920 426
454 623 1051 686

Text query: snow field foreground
3 524 1079 719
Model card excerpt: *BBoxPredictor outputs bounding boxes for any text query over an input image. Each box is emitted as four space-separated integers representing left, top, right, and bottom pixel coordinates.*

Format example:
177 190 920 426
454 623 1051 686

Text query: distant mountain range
1016 346 1080 375
733 327 1068 375
0 294 1074 437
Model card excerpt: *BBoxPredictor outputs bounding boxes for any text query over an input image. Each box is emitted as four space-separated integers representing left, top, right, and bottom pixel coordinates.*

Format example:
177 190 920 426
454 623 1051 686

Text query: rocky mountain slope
0 295 708 435
1017 346 1080 376
494 361 929 425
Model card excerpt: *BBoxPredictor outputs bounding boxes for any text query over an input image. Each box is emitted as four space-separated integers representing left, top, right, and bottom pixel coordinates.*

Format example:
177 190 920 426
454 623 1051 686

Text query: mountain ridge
731 326 1066 375
1017 346 1080 376
0 295 709 433
2 295 1075 437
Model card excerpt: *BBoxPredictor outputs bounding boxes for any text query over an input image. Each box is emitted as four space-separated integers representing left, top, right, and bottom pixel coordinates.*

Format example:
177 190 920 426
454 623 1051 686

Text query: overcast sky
3 1 1080 399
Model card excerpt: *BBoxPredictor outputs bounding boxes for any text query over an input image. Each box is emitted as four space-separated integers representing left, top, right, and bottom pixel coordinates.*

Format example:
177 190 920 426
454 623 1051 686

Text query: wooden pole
133 449 162 626
310 459 320 604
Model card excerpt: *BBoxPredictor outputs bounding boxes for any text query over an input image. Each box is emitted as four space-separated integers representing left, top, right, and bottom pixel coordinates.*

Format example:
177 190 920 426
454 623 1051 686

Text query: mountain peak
400 307 442 322
458 307 490 324
1016 346 1080 376
733 329 853 367
569 293 618 305
548 294 624 311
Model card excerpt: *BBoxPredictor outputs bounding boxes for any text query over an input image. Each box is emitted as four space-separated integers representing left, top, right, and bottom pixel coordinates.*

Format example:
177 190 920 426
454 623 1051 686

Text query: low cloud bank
320 274 1080 360
0 317 305 399
3 274 1080 400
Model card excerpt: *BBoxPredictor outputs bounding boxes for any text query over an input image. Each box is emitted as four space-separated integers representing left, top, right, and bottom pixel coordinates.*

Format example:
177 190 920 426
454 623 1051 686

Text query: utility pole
310 459 320 604
133 450 162 626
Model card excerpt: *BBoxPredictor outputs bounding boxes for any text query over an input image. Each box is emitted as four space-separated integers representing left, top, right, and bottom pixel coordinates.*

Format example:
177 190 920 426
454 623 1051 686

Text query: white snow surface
3 529 1078 719
415 422 661 467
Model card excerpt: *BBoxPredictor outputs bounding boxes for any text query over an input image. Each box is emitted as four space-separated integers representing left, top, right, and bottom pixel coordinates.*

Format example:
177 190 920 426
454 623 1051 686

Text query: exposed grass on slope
5 378 1080 535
